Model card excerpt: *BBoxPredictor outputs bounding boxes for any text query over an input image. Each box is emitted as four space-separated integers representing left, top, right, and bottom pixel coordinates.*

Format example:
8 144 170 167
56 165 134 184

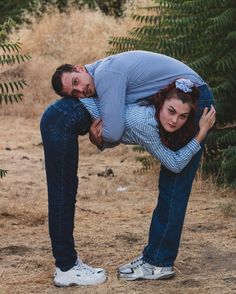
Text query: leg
40 97 92 271
118 149 202 280
143 148 203 266
143 84 215 267
118 84 215 279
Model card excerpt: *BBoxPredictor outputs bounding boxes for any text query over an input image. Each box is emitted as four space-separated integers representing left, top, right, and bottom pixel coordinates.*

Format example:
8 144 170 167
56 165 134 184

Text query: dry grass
0 2 236 293
0 5 130 117
0 115 236 294
0 0 157 118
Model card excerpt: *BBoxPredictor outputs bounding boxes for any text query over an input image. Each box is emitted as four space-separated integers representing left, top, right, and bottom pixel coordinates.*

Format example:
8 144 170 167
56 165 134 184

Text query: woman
86 77 215 280
114 78 216 280
88 78 216 173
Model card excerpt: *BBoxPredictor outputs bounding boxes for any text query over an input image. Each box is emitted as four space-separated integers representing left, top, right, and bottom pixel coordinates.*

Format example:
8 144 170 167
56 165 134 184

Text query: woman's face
159 97 191 133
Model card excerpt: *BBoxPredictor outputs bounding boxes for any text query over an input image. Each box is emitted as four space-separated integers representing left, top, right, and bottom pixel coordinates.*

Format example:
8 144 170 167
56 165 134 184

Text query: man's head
51 64 96 98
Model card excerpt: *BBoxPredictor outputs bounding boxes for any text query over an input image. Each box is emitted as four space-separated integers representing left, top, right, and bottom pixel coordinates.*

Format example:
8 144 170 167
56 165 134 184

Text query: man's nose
75 85 84 95
77 85 83 92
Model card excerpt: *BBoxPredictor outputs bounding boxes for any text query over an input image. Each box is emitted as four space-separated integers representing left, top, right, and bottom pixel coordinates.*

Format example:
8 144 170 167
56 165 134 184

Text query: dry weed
0 202 47 226
0 5 130 117
218 201 236 218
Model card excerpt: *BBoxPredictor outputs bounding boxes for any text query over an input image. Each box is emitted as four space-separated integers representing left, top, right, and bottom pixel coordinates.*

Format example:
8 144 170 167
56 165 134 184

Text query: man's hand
89 119 103 147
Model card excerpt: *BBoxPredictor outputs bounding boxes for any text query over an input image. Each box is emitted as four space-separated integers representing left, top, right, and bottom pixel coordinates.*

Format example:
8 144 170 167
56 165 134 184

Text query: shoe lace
74 259 97 274
131 255 143 266
133 259 146 270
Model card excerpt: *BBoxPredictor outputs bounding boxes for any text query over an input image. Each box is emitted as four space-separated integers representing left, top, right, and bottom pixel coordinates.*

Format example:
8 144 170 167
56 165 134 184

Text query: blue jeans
40 97 92 271
143 84 215 266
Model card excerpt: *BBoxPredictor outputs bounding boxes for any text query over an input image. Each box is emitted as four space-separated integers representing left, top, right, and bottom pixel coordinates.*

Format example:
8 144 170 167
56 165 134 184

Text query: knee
74 107 93 136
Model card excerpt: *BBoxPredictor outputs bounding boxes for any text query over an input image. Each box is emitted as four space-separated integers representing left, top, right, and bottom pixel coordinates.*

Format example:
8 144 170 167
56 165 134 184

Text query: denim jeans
40 97 92 271
143 84 215 267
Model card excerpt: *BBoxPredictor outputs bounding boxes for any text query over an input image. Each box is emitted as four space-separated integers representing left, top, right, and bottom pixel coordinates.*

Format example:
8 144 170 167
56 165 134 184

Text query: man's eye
168 109 174 114
73 79 79 86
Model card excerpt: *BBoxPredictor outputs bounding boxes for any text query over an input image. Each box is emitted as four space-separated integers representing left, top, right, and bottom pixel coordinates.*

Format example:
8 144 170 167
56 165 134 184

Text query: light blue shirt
85 50 204 142
81 98 201 173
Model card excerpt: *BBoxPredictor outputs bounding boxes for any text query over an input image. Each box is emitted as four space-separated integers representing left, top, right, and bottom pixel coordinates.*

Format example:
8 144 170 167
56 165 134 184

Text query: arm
122 105 215 173
89 115 200 171
89 119 120 150
126 124 201 173
95 70 127 142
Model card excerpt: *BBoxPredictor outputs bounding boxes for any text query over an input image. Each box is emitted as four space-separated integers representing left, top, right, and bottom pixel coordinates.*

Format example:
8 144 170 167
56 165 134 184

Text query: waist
198 83 215 108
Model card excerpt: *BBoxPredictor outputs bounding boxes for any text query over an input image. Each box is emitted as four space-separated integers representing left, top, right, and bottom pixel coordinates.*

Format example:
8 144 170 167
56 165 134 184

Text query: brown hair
51 64 77 97
150 80 200 150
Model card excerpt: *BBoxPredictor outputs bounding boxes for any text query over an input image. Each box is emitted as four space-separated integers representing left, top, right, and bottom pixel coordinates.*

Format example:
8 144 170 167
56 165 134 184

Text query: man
41 51 214 286
52 50 206 145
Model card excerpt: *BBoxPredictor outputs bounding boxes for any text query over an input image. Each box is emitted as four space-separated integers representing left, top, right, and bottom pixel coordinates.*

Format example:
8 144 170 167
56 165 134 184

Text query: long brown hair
150 80 200 150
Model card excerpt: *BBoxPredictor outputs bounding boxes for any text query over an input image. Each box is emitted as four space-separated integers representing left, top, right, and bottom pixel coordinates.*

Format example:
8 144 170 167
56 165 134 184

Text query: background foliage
109 0 236 186
0 18 31 177
0 0 126 24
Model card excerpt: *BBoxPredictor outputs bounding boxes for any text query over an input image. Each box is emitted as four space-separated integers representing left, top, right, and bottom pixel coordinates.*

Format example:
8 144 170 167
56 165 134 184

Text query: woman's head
151 78 200 149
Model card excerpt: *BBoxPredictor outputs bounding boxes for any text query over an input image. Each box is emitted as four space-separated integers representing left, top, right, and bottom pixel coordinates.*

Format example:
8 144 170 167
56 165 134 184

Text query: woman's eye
180 115 188 120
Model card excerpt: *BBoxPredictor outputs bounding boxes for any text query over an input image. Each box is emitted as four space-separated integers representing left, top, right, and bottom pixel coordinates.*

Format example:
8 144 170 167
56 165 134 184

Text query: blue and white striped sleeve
80 97 101 119
122 107 201 173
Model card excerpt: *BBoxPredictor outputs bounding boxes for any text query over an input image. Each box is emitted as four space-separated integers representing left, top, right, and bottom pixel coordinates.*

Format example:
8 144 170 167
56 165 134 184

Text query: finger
206 107 215 118
210 105 216 116
201 107 208 117
210 105 216 111
210 111 216 119
97 127 103 136
92 118 102 127
208 109 216 119
97 120 103 128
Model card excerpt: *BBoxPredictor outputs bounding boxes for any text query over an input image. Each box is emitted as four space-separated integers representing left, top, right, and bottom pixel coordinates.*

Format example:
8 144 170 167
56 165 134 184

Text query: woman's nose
172 116 177 123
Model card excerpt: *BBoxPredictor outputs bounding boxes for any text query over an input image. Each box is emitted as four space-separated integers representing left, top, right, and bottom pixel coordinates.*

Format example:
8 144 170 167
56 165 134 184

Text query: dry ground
0 115 236 294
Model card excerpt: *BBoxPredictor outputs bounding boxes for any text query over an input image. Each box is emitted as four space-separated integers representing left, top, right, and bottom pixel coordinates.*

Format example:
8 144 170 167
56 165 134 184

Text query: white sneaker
54 260 107 286
118 257 174 281
118 255 143 272
77 257 105 275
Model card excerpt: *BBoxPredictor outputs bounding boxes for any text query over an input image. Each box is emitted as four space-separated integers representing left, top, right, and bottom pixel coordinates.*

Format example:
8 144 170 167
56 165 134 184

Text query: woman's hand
195 105 216 143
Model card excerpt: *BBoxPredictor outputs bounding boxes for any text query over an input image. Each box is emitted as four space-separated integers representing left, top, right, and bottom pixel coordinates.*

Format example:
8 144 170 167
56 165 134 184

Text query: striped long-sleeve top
81 98 201 173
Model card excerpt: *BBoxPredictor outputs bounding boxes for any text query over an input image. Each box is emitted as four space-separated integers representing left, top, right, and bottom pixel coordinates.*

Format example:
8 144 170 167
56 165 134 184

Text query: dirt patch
0 115 235 294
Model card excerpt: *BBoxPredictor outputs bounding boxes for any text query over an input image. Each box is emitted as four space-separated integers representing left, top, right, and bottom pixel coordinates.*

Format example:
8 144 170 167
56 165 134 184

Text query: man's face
61 67 96 98
159 97 191 133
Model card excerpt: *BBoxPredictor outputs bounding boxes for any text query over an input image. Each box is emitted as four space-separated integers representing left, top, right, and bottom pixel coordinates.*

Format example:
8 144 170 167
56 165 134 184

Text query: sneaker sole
118 272 175 281
54 274 107 287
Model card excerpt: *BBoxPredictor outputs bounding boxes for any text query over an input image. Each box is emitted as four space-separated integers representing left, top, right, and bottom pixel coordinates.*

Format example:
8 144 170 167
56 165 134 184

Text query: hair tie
175 78 194 93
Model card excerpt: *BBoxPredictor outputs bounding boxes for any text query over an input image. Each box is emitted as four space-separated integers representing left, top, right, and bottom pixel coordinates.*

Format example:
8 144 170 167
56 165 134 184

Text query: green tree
109 0 236 186
0 18 31 178
0 0 32 24
0 0 127 24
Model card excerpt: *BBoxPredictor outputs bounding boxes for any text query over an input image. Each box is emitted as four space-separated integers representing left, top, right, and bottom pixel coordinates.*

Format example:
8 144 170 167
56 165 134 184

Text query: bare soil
0 115 235 294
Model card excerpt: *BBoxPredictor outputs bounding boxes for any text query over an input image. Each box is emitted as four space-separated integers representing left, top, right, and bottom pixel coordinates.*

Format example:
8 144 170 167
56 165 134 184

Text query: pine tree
109 0 236 186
